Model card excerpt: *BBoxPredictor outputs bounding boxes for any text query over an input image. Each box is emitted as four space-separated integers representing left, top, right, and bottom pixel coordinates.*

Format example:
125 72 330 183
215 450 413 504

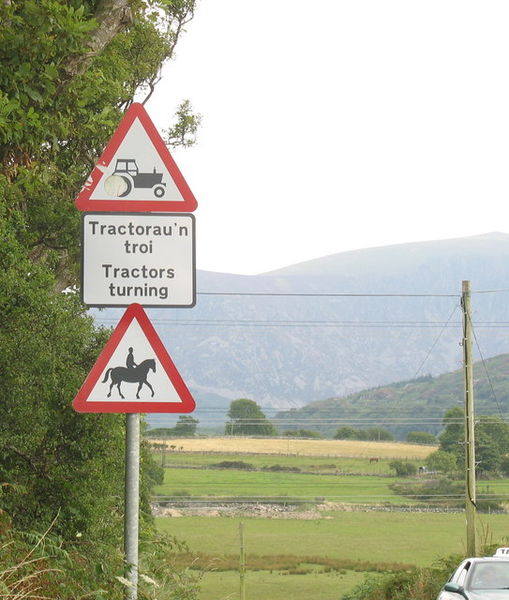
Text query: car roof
455 550 509 566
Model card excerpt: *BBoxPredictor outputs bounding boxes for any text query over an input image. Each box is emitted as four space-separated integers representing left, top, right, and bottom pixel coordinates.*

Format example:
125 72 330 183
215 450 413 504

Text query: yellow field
151 436 436 459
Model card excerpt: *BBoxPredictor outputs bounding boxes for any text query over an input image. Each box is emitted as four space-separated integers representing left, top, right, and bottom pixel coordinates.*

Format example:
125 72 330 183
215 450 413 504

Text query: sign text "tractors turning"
81 213 195 308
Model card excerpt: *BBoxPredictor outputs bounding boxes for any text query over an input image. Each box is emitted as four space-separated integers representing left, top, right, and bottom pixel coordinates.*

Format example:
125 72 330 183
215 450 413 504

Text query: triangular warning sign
73 304 196 413
75 103 197 212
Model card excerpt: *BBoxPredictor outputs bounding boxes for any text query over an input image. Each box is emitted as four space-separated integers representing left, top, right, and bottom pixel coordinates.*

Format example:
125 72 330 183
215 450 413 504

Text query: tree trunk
63 0 133 79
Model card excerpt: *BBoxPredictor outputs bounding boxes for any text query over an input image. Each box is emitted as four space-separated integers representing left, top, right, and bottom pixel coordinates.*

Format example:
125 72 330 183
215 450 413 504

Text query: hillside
92 232 509 425
276 353 509 440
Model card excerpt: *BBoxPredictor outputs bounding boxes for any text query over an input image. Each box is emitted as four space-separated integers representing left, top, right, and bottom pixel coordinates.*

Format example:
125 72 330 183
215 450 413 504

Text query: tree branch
63 0 133 80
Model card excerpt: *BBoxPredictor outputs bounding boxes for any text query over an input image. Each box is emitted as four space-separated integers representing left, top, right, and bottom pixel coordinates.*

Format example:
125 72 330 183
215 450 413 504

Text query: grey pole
125 413 140 600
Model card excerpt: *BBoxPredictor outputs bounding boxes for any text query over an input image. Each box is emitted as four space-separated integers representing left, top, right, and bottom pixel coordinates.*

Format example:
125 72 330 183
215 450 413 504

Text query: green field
151 445 509 600
197 570 366 600
156 511 509 568
151 450 403 475
154 467 408 504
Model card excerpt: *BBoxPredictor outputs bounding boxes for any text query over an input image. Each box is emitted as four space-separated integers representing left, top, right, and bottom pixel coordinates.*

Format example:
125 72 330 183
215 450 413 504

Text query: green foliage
0 1 201 598
225 398 277 436
425 449 457 473
0 217 123 541
439 408 509 475
146 427 175 437
438 407 464 456
166 100 202 148
389 460 417 477
500 455 509 476
334 426 394 441
334 426 358 439
277 354 509 441
147 416 200 438
283 429 323 438
173 416 199 436
154 468 403 504
209 461 255 470
0 522 201 600
390 477 463 506
342 552 495 600
406 431 437 445
0 0 198 289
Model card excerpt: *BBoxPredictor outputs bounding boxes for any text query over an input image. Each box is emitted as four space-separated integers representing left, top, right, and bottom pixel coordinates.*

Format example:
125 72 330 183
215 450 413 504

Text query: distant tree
425 450 457 474
438 407 464 457
283 429 323 439
145 427 175 438
334 426 358 440
476 427 503 473
364 427 394 441
334 426 393 441
225 399 277 436
439 408 509 474
500 455 509 477
173 415 199 436
406 431 437 445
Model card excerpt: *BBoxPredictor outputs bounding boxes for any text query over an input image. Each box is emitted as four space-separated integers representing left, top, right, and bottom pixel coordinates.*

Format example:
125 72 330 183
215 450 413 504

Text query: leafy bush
209 461 255 470
262 464 301 472
425 450 457 474
390 476 463 505
283 429 324 439
389 460 418 477
342 554 463 600
334 427 394 441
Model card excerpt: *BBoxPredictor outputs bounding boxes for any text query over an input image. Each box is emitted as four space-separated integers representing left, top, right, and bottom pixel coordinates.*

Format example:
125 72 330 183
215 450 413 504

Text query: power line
198 291 459 298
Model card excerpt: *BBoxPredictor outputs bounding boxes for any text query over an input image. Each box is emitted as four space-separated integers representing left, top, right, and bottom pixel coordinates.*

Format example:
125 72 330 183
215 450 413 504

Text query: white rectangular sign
81 212 195 307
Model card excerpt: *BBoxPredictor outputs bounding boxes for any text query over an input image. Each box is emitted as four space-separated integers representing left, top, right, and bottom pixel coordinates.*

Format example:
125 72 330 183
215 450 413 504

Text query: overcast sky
147 1 509 275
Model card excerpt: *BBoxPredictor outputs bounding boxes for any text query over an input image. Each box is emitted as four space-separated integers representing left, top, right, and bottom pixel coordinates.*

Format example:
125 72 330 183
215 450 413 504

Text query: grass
197 569 366 600
149 440 509 600
153 467 408 504
151 450 405 475
149 436 435 459
156 511 509 568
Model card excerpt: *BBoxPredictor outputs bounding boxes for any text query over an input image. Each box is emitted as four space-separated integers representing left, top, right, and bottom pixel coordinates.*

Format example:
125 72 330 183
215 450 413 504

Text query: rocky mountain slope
275 353 509 440
93 232 509 425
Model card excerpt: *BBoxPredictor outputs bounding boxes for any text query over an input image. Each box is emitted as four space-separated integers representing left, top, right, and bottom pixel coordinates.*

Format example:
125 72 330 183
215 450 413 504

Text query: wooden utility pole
239 522 246 600
461 280 477 556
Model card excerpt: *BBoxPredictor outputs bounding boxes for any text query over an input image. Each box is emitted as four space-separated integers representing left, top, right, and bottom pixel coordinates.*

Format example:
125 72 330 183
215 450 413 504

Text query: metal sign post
125 413 140 599
74 102 197 600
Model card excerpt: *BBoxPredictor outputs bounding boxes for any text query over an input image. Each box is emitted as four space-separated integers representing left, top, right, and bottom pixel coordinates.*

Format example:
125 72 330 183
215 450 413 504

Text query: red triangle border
73 304 196 413
75 103 197 213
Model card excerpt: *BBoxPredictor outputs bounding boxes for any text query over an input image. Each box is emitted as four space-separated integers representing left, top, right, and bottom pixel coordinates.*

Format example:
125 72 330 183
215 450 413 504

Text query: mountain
275 353 509 441
91 232 509 427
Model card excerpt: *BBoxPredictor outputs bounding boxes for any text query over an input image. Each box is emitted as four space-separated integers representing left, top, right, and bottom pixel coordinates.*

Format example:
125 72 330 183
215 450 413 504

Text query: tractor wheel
118 176 132 198
104 174 131 197
153 185 165 198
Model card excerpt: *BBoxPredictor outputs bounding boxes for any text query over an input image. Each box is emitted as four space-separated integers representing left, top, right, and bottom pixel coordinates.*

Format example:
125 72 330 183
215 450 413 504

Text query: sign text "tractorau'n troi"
81 212 195 308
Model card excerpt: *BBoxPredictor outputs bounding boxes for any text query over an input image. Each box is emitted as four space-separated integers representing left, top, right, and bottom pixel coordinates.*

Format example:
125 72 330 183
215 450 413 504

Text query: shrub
209 461 255 470
262 464 301 473
389 460 418 477
343 554 463 600
425 450 457 474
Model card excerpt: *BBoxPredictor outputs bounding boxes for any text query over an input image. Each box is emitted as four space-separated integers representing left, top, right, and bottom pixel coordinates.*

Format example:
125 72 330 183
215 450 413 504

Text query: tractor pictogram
104 159 166 198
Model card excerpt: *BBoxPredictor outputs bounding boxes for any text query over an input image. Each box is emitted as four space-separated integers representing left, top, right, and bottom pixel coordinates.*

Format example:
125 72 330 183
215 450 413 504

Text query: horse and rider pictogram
102 347 156 399
72 303 195 413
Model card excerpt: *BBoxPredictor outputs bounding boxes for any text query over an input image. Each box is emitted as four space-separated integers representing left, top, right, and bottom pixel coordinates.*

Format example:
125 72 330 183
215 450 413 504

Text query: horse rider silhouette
126 347 137 370
102 352 156 399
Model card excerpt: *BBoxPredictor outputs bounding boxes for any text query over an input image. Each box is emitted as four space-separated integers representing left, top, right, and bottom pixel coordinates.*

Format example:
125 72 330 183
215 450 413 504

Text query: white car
437 548 509 599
